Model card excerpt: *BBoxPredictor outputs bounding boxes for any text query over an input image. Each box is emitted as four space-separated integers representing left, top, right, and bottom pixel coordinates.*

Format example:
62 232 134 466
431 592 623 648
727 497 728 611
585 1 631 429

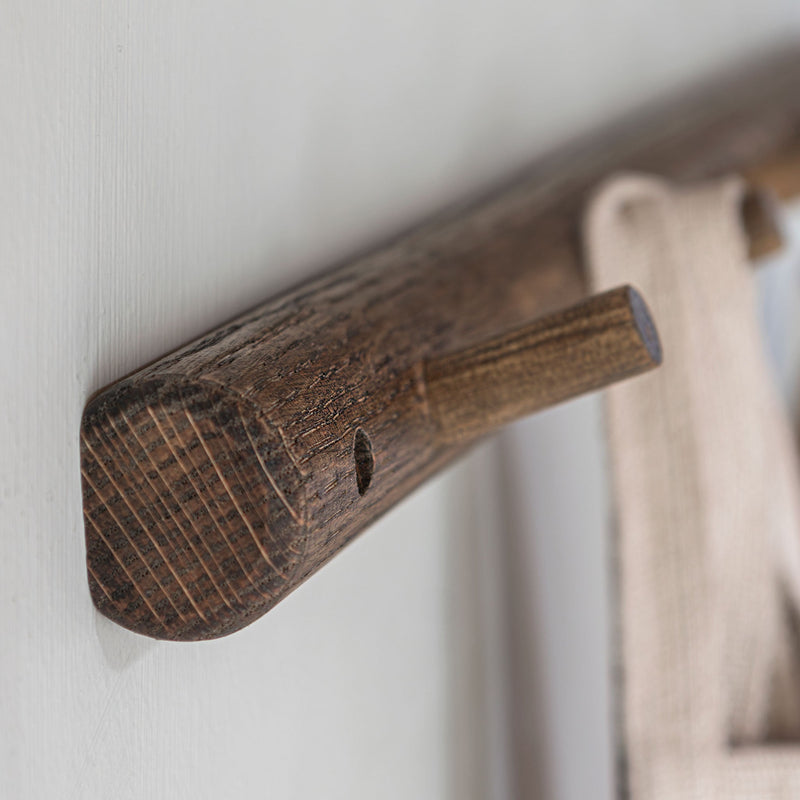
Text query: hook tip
627 285 662 366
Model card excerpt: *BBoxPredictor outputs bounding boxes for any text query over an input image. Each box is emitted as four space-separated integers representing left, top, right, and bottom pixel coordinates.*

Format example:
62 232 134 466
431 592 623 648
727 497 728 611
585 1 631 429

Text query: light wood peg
425 285 661 443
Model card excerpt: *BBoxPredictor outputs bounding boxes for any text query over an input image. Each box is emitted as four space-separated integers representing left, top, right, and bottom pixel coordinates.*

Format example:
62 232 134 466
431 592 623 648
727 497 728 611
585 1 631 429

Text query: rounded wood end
80 377 307 641
627 286 662 367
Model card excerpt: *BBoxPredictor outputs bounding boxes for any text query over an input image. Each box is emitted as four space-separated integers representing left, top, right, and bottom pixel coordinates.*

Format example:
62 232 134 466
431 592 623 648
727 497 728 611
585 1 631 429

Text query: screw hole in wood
353 428 374 496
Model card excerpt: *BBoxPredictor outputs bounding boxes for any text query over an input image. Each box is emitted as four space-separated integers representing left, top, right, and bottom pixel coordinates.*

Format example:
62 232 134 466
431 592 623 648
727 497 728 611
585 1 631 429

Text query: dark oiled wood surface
82 48 800 640
426 286 660 442
82 284 658 640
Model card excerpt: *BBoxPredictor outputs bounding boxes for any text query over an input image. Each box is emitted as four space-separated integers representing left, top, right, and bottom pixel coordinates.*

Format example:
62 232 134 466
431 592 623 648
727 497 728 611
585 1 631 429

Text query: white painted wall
2 2 799 798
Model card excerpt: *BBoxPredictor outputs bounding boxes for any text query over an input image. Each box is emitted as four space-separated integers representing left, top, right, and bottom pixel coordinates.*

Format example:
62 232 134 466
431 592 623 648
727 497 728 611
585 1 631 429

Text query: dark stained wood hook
82 47 800 641
81 276 659 642
425 286 660 443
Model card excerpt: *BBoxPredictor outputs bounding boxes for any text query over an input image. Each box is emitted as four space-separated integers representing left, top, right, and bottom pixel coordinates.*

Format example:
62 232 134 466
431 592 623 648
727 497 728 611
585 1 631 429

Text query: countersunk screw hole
354 428 374 496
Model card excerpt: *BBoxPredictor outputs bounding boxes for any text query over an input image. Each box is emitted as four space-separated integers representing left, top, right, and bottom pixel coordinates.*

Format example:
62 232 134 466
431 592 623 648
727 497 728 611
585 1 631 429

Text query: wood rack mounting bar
82 47 800 640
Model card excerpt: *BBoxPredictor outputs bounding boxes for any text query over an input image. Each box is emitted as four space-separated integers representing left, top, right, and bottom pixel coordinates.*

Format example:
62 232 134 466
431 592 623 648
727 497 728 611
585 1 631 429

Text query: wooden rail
82 47 800 640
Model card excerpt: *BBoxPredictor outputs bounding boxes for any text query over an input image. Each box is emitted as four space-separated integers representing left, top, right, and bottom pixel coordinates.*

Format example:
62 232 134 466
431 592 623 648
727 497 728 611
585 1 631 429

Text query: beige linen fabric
584 175 800 798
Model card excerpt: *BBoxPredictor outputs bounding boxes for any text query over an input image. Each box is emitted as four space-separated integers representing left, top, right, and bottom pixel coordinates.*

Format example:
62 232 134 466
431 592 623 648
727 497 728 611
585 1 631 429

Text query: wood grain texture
426 286 661 443
81 269 659 641
83 47 800 641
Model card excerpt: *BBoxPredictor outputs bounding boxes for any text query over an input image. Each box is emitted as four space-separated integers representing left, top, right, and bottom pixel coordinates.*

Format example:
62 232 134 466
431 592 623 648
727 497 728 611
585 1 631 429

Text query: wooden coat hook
82 47 800 641
81 268 659 641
